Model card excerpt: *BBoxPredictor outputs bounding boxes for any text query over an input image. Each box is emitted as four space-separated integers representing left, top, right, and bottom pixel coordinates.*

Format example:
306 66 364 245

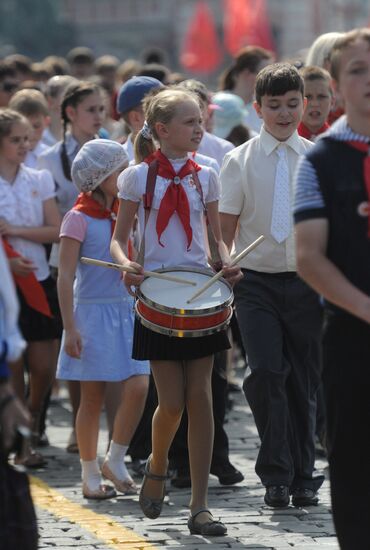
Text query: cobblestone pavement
30 372 339 550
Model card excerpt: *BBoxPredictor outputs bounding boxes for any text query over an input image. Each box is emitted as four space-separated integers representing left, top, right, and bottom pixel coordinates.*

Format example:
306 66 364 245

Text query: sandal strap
191 508 212 520
144 457 171 481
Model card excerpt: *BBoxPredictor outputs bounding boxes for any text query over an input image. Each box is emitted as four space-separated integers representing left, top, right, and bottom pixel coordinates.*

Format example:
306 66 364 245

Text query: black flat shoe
264 485 290 507
139 455 170 519
292 488 319 507
188 508 227 536
210 462 244 485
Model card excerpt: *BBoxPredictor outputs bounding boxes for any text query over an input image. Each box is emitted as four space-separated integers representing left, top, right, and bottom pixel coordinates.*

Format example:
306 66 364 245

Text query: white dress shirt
219 126 313 272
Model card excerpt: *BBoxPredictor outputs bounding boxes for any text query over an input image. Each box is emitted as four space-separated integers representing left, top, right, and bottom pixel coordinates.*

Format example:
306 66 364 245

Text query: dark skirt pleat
132 316 230 361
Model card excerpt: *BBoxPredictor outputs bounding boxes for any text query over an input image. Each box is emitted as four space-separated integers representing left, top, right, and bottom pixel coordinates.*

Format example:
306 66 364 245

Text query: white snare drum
135 268 233 338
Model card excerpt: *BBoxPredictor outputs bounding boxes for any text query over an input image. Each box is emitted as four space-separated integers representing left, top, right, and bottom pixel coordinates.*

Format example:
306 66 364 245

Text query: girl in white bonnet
57 139 149 499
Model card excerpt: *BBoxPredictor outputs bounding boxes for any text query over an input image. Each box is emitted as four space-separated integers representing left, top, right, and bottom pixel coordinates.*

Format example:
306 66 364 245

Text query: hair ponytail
134 130 156 164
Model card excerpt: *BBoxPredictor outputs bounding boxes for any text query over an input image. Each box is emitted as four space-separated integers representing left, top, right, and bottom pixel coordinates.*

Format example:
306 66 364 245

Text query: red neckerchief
298 121 329 140
144 150 201 250
73 193 118 235
328 107 345 126
2 239 52 318
346 140 370 238
72 193 134 259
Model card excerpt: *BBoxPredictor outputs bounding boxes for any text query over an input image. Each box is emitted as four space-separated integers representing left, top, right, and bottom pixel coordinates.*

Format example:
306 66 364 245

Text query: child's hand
0 218 18 237
64 329 82 359
222 264 243 287
217 241 243 287
8 256 36 276
124 262 145 296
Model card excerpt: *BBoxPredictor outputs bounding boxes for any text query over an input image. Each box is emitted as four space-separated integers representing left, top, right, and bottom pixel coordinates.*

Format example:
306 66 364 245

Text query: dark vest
307 138 370 297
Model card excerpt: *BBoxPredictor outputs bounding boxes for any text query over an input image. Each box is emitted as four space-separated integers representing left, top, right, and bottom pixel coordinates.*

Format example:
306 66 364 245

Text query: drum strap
137 160 220 267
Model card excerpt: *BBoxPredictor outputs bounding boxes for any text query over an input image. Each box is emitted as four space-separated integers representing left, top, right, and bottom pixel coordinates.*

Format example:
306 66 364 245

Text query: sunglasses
1 82 18 93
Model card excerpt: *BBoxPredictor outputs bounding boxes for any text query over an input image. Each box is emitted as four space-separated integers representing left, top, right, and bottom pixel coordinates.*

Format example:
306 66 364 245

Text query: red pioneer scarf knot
144 150 201 250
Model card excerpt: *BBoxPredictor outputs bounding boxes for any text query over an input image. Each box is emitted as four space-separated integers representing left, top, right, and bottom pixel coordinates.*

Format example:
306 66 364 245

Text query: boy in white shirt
9 89 50 169
220 63 324 508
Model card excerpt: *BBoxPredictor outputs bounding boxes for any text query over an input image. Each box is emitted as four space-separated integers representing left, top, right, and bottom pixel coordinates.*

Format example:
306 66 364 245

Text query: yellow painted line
30 476 157 549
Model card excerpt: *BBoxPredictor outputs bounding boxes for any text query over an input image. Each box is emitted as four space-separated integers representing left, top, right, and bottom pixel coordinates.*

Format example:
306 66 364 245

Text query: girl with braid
38 81 105 453
38 81 105 220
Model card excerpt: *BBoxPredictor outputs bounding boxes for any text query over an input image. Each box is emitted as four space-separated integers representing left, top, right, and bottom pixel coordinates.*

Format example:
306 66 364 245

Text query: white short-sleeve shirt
0 165 55 281
117 158 219 271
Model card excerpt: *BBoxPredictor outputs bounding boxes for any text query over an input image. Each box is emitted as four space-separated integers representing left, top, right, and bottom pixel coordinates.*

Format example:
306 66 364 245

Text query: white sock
105 441 131 481
81 459 102 491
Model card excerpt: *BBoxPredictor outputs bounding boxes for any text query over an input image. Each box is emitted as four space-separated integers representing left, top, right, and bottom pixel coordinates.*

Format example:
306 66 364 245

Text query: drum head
138 269 233 315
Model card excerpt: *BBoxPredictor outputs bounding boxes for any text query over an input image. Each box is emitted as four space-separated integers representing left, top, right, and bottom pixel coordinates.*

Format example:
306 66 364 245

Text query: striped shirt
294 115 370 220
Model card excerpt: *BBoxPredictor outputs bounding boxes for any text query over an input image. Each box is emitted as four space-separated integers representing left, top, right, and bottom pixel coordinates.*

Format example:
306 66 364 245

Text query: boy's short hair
66 46 95 65
330 28 370 82
8 88 49 117
178 79 209 106
45 75 78 99
116 76 163 115
255 63 304 105
300 65 332 85
95 55 120 75
300 66 333 97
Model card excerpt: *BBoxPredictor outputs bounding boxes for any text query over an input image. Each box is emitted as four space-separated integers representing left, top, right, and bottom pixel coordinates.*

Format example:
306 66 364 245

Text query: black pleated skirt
132 316 230 361
18 276 63 342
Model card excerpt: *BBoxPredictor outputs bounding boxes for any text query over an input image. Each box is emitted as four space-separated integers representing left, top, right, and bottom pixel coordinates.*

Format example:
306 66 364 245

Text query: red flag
224 0 275 56
180 1 223 73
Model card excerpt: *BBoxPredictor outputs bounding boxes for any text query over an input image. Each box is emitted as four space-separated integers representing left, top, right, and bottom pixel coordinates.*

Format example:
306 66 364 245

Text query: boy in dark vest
294 27 370 550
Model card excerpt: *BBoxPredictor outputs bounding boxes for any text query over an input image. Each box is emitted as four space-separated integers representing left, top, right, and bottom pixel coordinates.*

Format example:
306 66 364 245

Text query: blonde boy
298 66 333 140
294 28 370 550
9 89 50 168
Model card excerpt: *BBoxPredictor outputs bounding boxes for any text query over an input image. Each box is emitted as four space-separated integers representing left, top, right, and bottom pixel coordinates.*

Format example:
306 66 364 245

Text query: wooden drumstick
80 257 197 286
186 235 265 303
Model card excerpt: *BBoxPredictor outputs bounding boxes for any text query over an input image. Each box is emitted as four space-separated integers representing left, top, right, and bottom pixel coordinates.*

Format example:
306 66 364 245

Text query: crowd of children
1 29 369 547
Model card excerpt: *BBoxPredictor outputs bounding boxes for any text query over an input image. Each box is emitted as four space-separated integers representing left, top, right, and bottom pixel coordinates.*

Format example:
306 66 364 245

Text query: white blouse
117 158 220 271
0 165 55 281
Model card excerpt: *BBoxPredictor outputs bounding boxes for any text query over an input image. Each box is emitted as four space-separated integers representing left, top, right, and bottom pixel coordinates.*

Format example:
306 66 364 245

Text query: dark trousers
235 271 323 489
128 375 157 461
169 351 230 469
322 311 370 549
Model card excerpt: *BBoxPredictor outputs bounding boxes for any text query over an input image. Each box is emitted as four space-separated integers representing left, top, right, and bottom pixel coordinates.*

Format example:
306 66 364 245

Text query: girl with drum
57 140 150 499
111 88 242 535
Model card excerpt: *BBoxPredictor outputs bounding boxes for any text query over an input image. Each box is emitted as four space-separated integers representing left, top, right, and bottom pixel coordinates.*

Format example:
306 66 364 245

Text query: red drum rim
135 302 233 338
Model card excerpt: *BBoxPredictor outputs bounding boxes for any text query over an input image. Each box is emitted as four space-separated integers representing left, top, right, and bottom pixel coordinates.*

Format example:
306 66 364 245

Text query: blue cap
116 76 163 114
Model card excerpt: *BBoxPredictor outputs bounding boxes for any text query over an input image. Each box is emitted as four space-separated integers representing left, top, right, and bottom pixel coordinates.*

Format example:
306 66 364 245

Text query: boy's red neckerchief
298 121 329 140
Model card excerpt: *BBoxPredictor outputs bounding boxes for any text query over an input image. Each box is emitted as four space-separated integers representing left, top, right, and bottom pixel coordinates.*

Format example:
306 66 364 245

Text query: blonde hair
134 87 199 163
305 32 344 69
8 88 49 117
0 108 29 143
330 28 370 82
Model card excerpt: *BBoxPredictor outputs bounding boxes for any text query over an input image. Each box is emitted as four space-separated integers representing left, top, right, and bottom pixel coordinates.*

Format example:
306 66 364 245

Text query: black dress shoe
264 485 290 507
210 462 244 485
171 467 191 488
292 488 319 507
